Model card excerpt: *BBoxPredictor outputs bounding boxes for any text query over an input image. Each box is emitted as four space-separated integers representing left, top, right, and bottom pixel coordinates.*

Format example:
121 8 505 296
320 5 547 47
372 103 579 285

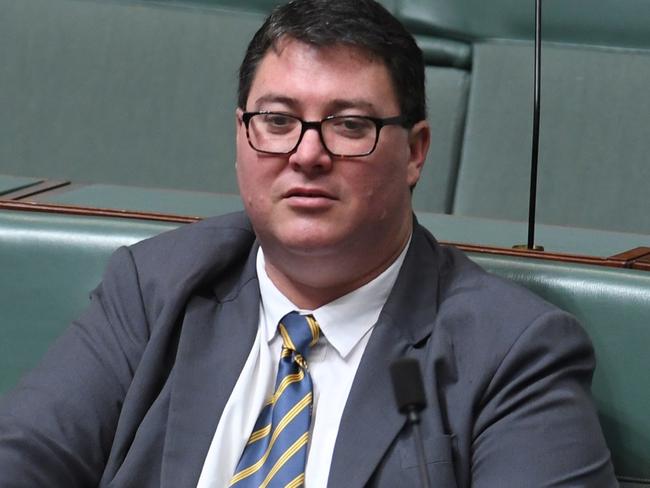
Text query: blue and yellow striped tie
229 311 320 488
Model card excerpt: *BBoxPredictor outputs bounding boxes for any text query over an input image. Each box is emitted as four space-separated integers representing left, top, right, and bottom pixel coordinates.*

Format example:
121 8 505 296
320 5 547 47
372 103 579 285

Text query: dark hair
238 0 426 126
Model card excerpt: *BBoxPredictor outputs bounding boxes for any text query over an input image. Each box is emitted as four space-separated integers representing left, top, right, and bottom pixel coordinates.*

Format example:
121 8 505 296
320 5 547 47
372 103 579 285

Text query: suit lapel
328 223 443 486
327 313 415 487
161 246 261 488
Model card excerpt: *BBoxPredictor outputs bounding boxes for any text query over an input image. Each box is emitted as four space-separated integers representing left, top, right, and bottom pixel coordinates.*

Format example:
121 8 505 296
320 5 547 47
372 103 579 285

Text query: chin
280 234 342 255
270 224 350 257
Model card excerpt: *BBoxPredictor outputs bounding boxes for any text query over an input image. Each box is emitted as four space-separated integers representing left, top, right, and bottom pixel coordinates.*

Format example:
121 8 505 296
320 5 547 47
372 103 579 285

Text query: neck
262 227 412 310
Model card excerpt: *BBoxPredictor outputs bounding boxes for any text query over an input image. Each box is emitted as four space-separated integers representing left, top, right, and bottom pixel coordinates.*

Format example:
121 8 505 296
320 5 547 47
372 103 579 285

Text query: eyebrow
251 94 379 115
328 99 378 114
252 94 298 110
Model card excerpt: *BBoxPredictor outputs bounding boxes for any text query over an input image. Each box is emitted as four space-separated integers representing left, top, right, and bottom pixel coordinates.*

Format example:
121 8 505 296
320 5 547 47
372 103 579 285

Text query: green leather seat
0 0 471 215
399 0 650 234
1 207 648 483
24 183 650 256
0 210 176 393
35 184 244 218
454 41 650 234
472 253 650 484
0 0 266 195
4 0 650 234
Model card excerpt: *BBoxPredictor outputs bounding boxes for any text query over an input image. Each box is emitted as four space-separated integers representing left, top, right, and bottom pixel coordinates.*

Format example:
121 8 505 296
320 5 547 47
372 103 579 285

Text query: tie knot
278 311 320 358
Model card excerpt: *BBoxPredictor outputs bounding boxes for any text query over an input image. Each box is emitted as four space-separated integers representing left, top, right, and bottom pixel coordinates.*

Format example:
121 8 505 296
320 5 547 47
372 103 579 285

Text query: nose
288 126 333 174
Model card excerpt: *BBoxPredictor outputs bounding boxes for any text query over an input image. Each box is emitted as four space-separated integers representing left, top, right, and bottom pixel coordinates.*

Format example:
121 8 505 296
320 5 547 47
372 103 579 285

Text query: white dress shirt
197 240 410 487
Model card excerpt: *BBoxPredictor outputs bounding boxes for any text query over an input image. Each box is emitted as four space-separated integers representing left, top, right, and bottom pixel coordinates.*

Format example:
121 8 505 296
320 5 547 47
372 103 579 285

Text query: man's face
236 38 428 268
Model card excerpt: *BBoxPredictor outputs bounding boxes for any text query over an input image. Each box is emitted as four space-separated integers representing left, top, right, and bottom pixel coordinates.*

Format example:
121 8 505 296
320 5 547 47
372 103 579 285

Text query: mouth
282 187 338 210
283 187 336 200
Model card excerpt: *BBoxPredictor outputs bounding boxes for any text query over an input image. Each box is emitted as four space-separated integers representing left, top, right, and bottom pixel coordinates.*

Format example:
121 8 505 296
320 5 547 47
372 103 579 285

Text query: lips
282 187 338 210
283 187 336 200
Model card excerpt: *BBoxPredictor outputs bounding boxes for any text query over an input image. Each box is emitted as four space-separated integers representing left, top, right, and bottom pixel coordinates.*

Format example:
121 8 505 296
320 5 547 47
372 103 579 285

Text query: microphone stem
528 0 542 249
408 410 431 488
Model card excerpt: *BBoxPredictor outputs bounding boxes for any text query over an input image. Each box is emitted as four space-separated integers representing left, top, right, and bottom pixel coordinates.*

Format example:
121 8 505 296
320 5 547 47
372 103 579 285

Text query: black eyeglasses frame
241 111 410 158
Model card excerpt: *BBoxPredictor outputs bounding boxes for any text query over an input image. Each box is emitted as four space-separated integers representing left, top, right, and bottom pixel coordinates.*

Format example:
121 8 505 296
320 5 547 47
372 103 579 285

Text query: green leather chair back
0 210 176 393
454 41 650 233
0 0 265 194
0 0 471 215
1 207 648 483
410 0 650 233
473 253 650 484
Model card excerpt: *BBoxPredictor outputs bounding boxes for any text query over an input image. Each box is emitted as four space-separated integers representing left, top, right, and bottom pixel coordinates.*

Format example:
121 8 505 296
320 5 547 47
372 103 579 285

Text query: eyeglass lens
247 113 378 156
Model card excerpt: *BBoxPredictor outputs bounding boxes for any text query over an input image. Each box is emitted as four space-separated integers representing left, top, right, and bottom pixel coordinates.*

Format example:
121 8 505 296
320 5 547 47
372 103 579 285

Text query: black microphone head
390 358 427 414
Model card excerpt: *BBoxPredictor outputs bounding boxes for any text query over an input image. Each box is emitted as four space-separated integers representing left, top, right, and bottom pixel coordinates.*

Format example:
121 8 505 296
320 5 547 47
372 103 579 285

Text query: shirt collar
256 237 411 359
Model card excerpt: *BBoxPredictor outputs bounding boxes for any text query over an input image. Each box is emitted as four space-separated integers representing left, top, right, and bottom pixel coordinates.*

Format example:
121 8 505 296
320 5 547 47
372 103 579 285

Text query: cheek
236 152 262 209
360 154 410 197
347 165 406 220
238 170 266 214
236 132 261 187
236 150 284 215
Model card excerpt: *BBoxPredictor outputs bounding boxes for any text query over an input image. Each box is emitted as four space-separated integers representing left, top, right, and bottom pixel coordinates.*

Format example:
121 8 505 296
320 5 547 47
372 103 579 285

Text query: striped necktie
229 311 320 488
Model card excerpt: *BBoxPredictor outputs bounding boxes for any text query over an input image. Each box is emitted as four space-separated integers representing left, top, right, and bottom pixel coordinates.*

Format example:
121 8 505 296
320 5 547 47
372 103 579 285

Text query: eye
330 116 374 138
258 113 299 133
265 114 290 126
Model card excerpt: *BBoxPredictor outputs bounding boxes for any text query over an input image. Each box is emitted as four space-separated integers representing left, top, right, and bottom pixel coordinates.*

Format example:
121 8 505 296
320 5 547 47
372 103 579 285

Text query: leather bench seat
4 0 650 234
34 183 245 218
22 183 650 257
0 210 176 393
472 252 650 485
0 0 469 215
1 207 648 483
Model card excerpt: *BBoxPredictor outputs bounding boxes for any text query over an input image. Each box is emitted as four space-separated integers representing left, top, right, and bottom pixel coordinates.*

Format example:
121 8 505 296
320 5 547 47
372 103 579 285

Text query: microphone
390 358 431 488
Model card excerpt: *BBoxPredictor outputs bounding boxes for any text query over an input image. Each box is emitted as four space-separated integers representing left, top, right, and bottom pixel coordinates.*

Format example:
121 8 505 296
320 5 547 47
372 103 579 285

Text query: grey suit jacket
0 212 616 487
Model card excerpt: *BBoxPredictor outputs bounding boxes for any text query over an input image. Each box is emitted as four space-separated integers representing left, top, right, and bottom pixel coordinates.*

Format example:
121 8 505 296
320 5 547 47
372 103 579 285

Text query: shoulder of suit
121 211 257 296
129 211 255 260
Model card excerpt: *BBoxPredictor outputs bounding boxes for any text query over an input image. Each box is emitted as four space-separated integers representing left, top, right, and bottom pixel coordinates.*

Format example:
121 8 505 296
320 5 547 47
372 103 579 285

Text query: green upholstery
394 0 650 50
0 210 176 393
0 0 266 194
25 181 650 255
28 181 650 255
3 0 650 232
454 41 650 233
393 0 650 234
471 253 650 483
0 207 648 482
147 0 285 12
2 0 649 480
0 0 471 215
0 175 42 196
38 184 244 217
417 211 650 257
412 66 469 213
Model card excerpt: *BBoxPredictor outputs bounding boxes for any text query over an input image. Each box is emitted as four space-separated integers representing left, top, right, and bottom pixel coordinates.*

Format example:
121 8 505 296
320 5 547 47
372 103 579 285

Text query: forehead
246 38 400 113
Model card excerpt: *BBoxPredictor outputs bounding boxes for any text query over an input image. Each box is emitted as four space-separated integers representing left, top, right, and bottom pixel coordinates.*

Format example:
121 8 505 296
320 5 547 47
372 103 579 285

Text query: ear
235 107 244 129
235 107 248 151
406 120 430 187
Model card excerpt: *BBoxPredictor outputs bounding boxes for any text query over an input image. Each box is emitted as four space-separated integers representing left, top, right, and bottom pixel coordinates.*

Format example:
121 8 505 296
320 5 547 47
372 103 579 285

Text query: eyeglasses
241 111 409 157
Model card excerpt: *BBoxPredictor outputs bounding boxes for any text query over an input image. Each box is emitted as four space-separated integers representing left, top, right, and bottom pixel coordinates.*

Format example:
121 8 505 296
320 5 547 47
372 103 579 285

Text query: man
0 0 616 486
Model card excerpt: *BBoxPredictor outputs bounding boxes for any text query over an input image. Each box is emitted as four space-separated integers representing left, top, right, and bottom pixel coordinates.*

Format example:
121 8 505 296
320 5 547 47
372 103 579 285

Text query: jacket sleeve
0 246 150 487
471 310 617 487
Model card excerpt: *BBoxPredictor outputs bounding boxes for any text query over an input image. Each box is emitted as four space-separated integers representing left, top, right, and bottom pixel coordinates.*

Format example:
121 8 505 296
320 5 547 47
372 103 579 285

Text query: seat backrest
0 0 266 194
0 0 472 214
454 40 650 233
419 0 650 233
0 210 177 393
471 252 650 483
1 205 649 482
